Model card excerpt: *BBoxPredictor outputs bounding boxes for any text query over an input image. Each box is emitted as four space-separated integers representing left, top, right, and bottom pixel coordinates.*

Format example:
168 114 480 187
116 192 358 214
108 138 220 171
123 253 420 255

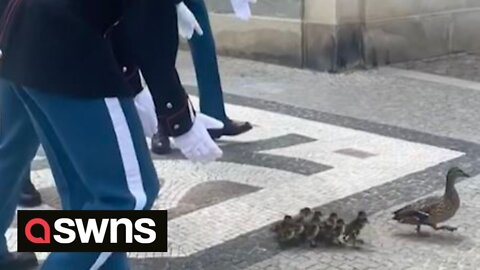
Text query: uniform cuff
157 98 195 137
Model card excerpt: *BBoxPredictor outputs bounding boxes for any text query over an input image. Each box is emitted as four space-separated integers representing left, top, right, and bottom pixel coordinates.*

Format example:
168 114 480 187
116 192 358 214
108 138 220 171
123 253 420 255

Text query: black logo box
17 210 167 252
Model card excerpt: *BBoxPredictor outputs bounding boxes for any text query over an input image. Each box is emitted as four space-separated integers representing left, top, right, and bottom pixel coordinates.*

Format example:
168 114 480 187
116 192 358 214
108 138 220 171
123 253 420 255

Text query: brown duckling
293 216 306 238
285 207 313 240
343 211 368 246
272 215 294 233
304 211 323 247
275 216 299 246
277 226 297 245
324 212 338 231
295 207 314 223
327 213 338 227
325 218 345 245
319 212 338 243
278 218 306 247
393 167 469 234
331 219 345 245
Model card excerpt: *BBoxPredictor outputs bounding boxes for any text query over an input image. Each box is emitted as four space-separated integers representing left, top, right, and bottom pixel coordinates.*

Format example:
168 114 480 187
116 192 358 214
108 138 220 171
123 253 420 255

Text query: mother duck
393 167 469 233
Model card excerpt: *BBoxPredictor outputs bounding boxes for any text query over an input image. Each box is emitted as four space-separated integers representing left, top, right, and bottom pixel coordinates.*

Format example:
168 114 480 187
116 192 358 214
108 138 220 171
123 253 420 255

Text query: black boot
208 119 253 139
19 179 42 208
151 127 171 155
0 252 38 270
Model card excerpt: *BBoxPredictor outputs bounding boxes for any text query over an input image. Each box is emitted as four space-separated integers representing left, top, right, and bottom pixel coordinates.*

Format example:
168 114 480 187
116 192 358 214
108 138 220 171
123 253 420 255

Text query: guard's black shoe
209 119 253 139
18 180 42 208
151 129 171 155
0 252 38 270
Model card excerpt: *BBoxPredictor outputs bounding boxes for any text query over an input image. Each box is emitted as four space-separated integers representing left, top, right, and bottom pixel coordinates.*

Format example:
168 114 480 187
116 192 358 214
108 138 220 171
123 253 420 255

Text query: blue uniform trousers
0 79 160 269
186 0 228 123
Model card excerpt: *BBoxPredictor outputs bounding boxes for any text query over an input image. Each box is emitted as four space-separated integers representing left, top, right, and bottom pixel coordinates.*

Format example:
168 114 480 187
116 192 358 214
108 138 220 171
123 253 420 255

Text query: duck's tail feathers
392 208 407 220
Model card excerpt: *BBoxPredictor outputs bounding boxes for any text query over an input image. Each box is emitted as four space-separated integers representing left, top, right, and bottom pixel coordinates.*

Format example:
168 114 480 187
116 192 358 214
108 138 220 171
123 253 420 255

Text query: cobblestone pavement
394 53 480 82
7 52 480 269
245 176 480 270
177 51 480 145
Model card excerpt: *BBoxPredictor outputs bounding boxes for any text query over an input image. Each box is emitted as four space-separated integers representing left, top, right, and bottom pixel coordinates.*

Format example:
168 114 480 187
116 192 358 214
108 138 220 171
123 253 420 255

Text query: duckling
277 226 297 246
271 215 294 233
393 167 469 233
326 212 338 228
277 217 307 247
275 216 298 246
284 207 312 239
325 218 345 245
293 216 306 239
295 207 314 223
304 211 323 247
319 213 338 244
331 219 345 245
313 210 323 220
343 211 369 246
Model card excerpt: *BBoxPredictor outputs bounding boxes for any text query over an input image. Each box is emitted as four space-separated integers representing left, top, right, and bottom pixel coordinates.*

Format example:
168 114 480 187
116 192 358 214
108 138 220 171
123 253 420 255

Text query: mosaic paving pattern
7 93 468 268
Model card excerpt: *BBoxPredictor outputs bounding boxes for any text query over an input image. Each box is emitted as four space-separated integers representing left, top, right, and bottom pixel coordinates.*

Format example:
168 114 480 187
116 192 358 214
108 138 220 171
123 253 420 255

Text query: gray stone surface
334 148 376 159
167 180 261 220
151 134 331 176
394 53 480 83
452 10 480 54
177 50 480 145
207 0 302 19
208 14 303 67
202 0 480 70
364 14 451 66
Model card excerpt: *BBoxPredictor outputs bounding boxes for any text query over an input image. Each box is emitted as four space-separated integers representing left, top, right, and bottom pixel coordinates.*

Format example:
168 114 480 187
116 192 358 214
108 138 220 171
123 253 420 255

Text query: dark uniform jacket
0 0 192 136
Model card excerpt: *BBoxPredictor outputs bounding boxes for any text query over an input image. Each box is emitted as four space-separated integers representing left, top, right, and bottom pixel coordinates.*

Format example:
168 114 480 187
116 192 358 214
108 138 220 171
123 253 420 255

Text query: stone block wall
190 0 480 71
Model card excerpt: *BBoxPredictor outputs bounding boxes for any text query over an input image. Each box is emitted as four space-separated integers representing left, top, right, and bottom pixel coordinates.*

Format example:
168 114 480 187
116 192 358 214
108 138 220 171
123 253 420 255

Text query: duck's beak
463 172 471 178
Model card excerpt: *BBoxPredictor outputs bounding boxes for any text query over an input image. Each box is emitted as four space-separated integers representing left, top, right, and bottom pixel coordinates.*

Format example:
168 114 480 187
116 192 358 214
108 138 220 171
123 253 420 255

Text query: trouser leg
15 87 159 270
186 0 228 122
0 80 40 256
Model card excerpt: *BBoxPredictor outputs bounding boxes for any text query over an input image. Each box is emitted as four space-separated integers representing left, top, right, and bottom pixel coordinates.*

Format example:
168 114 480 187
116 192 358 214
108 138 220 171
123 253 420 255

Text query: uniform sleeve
109 29 143 96
120 0 194 137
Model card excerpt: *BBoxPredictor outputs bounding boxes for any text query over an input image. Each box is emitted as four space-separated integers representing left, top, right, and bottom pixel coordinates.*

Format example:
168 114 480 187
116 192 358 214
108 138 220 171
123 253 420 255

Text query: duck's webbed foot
438 225 457 232
428 223 457 232
350 239 364 249
334 238 344 246
347 237 362 247
355 239 365 245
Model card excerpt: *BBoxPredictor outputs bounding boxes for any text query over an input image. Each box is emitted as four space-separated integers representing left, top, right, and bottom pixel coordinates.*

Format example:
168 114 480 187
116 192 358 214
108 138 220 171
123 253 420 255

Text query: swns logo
17 210 167 252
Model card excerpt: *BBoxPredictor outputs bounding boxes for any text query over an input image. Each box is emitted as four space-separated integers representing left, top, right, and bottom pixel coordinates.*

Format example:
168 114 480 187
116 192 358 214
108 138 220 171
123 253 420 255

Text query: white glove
172 113 223 163
134 88 157 138
230 0 257 20
176 2 203 39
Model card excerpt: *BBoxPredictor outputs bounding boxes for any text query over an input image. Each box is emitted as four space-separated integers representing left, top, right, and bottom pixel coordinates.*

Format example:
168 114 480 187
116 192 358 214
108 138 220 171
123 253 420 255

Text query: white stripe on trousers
90 98 148 270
